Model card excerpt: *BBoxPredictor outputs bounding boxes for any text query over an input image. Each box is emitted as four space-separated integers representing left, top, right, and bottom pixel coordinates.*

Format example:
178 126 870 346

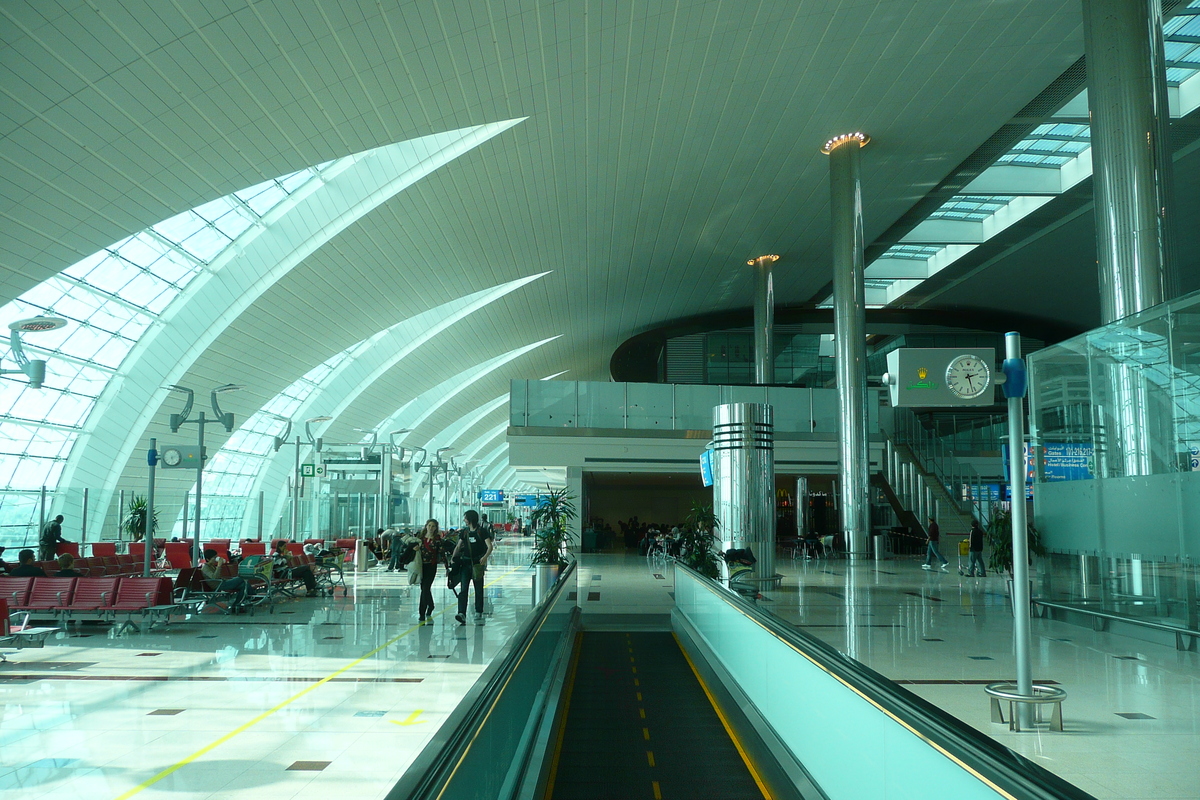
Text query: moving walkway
388 562 1094 800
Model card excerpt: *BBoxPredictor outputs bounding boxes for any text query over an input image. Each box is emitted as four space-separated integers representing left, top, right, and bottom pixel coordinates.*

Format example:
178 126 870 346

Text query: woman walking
417 519 442 624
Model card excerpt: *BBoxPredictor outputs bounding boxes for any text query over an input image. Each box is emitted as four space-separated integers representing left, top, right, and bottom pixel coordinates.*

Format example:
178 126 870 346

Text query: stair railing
889 408 993 530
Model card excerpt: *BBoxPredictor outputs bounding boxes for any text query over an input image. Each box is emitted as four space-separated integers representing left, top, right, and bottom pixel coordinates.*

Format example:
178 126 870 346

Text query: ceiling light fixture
821 132 870 154
746 254 780 266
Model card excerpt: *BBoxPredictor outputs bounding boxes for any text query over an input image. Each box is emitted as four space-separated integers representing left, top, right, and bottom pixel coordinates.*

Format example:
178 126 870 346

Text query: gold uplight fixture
746 254 780 266
821 132 870 154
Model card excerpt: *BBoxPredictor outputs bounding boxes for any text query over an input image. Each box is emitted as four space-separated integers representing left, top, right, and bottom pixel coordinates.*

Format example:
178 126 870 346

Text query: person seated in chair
54 553 85 577
272 541 318 596
10 549 47 577
201 549 250 611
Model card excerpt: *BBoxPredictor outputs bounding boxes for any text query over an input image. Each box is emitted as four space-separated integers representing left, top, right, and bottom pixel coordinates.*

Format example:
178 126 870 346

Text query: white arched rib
66 120 525 535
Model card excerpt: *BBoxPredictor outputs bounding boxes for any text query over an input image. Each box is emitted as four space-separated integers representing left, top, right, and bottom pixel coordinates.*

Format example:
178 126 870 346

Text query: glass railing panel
525 380 576 427
626 382 674 429
674 384 721 430
767 387 809 433
389 563 578 800
578 381 626 428
810 388 840 434
510 379 528 426
675 566 1090 800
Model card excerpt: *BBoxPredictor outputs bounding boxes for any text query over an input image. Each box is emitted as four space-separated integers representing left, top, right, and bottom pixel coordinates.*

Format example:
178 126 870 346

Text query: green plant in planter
680 501 721 579
122 495 159 542
529 486 577 567
984 506 1045 576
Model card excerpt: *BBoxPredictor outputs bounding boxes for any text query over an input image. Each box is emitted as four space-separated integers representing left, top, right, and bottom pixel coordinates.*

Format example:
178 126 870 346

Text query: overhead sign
883 348 997 408
514 494 547 508
300 464 327 478
479 489 505 503
700 449 714 487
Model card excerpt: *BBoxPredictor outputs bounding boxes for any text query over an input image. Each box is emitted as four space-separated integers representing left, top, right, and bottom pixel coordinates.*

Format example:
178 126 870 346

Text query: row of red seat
1 575 173 621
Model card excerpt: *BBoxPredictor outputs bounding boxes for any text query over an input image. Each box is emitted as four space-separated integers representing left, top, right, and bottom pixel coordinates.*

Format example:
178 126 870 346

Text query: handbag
407 563 421 585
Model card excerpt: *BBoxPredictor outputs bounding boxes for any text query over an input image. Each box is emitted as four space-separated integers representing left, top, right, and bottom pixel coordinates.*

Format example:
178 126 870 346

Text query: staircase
878 409 991 548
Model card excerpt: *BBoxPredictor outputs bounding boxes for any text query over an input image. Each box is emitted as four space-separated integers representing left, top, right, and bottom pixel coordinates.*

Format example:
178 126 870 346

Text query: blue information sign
700 449 714 487
514 494 546 508
479 489 505 503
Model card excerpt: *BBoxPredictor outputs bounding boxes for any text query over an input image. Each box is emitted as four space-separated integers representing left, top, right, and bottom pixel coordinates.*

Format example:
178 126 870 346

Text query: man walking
451 510 494 625
921 515 949 572
965 519 987 577
39 514 70 561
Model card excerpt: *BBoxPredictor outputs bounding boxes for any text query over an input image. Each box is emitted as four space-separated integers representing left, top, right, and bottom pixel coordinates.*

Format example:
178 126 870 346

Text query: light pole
430 447 454 523
2 316 68 389
274 415 331 542
167 383 241 563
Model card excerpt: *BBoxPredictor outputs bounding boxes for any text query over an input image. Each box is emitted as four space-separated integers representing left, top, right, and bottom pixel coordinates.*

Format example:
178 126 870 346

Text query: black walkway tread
550 631 765 800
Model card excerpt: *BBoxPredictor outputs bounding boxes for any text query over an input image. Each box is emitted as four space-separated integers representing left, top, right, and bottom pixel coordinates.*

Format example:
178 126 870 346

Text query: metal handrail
891 409 992 526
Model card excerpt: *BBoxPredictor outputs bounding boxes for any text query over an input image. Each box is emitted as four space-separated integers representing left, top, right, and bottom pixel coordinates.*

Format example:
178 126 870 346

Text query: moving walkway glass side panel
674 568 1089 800
389 564 578 800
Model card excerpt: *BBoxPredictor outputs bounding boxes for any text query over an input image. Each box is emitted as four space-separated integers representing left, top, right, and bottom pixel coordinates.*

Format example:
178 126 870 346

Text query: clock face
945 355 991 400
162 448 183 467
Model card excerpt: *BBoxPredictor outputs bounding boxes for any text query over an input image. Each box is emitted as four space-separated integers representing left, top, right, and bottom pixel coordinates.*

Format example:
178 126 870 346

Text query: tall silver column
1084 0 1176 479
1083 0 1175 324
748 255 779 385
712 403 775 581
826 132 870 559
795 476 809 538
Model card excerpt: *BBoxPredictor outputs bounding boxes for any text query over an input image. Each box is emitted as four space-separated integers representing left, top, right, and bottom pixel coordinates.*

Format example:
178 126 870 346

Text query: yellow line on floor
647 750 655 767
652 779 662 799
543 630 582 800
112 566 525 800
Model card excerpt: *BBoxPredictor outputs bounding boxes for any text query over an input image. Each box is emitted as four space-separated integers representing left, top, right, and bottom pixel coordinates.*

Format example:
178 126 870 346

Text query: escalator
547 631 765 800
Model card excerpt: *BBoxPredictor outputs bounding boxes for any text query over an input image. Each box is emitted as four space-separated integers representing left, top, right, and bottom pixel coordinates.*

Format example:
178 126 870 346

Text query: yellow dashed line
639 708 646 719
647 750 656 767
636 692 642 701
634 678 640 687
653 780 662 799
643 727 650 740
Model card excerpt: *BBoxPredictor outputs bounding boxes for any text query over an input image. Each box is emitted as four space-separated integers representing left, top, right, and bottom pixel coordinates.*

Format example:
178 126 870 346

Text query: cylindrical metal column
712 403 775 581
748 255 779 385
181 493 189 541
257 491 264 541
795 477 809 538
118 490 125 540
81 488 88 543
193 412 204 564
1083 0 1175 324
145 439 157 578
826 132 870 559
1006 332 1034 728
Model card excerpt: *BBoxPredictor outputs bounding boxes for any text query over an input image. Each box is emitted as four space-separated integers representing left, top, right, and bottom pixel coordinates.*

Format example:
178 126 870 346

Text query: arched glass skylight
0 166 329 490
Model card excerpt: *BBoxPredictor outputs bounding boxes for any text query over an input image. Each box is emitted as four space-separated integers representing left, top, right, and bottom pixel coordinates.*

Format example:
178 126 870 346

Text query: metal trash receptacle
873 533 892 561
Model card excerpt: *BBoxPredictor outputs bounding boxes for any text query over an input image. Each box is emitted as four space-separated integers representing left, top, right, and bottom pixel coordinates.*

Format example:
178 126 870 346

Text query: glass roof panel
880 244 944 260
928 195 1016 222
0 160 329 508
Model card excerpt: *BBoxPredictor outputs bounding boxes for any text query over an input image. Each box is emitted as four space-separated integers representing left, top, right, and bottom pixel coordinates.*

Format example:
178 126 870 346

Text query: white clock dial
162 448 183 466
945 355 991 400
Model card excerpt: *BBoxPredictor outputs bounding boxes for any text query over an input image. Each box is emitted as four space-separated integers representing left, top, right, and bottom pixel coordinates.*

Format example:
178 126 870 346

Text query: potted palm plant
529 486 576 598
122 495 159 542
679 501 721 579
985 506 1046 604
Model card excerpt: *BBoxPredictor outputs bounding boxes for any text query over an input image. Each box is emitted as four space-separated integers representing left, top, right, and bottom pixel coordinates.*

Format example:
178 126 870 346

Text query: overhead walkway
389 562 1093 800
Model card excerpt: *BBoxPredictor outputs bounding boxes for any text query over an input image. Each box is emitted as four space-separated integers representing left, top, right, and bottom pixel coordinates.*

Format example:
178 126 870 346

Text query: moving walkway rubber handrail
386 560 578 800
676 563 1094 800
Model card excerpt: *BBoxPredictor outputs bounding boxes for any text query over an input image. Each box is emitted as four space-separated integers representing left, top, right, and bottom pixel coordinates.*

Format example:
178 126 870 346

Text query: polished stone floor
759 554 1200 800
5 542 1199 800
0 538 536 800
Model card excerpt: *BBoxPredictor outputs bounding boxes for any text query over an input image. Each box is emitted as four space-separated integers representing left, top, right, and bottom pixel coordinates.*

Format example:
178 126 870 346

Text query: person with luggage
964 519 988 577
416 519 442 624
39 515 71 561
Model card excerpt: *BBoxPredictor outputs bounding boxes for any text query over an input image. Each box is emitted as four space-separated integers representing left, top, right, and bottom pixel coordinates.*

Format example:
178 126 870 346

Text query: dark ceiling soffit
901 100 1200 310
608 306 1082 383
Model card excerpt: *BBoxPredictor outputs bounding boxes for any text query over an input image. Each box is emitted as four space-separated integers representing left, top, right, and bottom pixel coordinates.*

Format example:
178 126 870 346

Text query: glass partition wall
1028 288 1200 630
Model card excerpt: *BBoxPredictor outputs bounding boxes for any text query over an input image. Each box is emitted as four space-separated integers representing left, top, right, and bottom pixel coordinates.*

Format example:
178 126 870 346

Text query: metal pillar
290 436 301 541
81 488 88 543
826 132 870 559
257 491 264 541
145 439 157 578
1005 332 1034 728
749 255 778 385
39 485 46 544
118 490 125 540
1083 0 1175 324
712 403 775 581
181 493 189 541
795 477 809 538
193 411 204 563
